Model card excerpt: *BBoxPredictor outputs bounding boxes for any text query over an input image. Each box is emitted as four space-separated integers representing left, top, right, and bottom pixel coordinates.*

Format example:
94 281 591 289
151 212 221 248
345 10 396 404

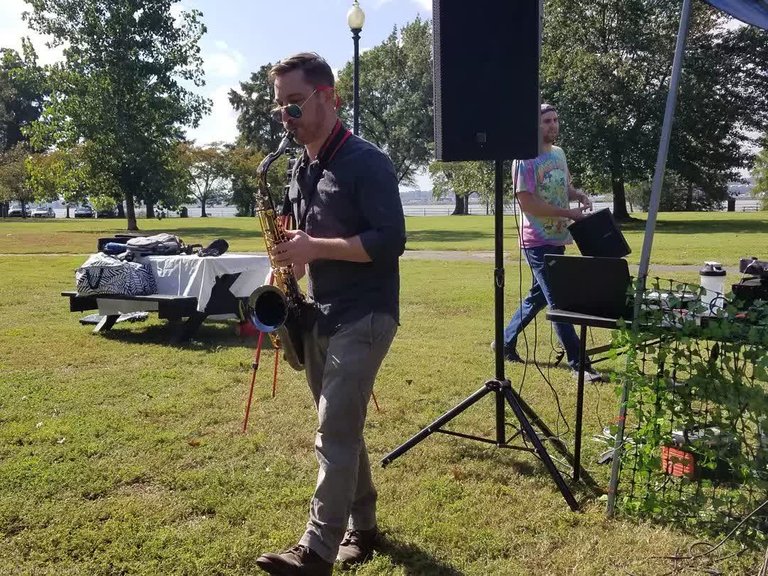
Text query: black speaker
433 0 541 162
567 208 632 258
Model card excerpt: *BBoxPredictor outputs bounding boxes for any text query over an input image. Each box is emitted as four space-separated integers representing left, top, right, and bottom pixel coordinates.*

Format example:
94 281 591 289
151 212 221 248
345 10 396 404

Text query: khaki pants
299 312 397 562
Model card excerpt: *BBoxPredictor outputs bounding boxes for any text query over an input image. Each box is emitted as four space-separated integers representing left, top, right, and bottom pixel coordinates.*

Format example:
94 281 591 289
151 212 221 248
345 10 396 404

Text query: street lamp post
347 1 365 136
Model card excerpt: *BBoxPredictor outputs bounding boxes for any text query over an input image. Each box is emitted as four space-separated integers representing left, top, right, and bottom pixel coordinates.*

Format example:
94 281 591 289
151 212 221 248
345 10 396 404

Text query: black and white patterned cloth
75 253 157 296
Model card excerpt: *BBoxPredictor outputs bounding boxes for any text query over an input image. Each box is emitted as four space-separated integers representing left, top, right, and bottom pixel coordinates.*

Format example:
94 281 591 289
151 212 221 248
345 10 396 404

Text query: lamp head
347 1 365 30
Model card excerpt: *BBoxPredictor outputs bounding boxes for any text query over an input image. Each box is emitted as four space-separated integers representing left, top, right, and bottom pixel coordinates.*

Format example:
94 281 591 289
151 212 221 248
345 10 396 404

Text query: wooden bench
62 291 206 342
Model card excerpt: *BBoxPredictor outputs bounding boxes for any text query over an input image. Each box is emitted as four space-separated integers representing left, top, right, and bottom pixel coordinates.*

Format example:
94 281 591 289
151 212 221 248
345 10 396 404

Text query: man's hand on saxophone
274 229 373 269
273 229 316 270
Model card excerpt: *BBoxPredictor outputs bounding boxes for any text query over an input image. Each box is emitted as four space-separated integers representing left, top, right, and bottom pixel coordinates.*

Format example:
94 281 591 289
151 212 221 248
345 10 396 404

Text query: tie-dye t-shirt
513 146 573 248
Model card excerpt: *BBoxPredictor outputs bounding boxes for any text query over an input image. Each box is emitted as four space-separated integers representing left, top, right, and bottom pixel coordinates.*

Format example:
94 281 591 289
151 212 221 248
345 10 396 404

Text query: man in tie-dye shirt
501 104 601 381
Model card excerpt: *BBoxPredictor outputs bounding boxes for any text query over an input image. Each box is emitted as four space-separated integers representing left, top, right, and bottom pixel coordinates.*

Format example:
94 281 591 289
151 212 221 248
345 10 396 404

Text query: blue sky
0 0 432 152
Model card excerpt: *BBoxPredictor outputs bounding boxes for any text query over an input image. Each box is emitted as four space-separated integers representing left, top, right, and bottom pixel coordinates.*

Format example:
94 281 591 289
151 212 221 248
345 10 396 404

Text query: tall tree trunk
125 191 138 231
610 150 630 219
146 203 154 219
201 200 207 217
452 194 466 215
611 176 629 219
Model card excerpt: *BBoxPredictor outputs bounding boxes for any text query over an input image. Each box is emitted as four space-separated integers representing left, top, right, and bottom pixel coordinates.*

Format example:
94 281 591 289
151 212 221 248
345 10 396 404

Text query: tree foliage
429 161 513 215
227 144 263 217
0 40 48 216
0 145 35 213
335 17 433 186
179 142 230 217
226 144 291 218
0 40 48 153
228 64 284 152
542 0 768 218
23 0 210 230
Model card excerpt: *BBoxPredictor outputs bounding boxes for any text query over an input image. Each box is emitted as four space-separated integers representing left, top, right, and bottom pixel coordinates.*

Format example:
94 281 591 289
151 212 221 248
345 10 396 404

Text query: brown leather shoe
255 544 333 575
336 527 378 568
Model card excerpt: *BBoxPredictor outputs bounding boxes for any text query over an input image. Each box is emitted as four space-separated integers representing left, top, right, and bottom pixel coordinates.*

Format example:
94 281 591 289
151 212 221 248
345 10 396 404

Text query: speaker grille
433 0 541 162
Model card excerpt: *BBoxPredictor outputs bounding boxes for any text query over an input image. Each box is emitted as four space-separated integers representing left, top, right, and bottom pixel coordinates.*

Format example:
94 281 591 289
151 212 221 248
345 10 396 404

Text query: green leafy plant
613 279 768 545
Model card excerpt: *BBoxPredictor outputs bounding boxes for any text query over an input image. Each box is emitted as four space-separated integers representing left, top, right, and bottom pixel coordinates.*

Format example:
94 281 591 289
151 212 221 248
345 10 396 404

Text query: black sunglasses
271 89 318 122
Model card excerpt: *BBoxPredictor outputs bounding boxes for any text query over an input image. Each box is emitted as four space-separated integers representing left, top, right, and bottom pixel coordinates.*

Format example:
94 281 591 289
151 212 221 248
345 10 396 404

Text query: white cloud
187 84 239 146
0 0 65 65
203 41 246 79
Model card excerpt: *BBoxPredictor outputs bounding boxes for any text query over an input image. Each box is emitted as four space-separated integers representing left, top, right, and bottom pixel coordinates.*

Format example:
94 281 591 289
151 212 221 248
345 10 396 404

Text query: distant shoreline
20 197 764 219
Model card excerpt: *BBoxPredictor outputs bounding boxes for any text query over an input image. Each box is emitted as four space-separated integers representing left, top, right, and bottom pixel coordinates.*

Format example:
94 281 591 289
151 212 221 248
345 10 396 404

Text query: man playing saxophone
256 52 406 576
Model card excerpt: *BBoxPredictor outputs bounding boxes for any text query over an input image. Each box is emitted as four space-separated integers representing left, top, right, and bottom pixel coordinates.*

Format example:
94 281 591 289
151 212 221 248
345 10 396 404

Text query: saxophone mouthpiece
278 131 294 153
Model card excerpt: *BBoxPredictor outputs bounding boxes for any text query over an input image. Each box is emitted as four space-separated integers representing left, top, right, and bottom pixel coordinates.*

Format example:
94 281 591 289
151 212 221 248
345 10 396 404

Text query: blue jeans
503 244 584 370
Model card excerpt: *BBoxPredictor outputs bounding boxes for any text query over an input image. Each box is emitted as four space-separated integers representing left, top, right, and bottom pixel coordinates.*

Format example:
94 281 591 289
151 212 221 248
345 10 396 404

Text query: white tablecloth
142 252 271 312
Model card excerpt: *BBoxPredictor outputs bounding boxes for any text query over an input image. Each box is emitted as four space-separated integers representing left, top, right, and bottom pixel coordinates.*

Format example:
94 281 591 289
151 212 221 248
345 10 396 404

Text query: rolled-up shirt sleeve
357 150 406 261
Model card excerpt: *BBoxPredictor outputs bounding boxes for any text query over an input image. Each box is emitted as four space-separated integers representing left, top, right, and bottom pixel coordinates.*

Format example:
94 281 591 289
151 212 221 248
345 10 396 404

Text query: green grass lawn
0 215 764 575
2 210 766 268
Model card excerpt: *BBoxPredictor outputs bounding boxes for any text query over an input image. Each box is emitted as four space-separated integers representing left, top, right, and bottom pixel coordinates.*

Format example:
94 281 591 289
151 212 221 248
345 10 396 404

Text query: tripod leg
513 388 601 491
381 383 494 467
242 330 266 433
501 383 579 511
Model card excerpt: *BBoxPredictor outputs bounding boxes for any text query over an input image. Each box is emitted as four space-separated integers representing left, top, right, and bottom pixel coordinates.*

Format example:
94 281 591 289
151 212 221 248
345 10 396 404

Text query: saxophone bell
247 285 289 333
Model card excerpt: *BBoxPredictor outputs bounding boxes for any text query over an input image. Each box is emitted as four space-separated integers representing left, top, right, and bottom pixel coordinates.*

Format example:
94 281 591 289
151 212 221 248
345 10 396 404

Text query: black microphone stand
381 159 579 511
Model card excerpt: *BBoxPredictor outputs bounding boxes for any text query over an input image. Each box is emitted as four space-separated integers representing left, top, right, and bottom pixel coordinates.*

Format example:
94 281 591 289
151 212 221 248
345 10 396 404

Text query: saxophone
247 131 305 370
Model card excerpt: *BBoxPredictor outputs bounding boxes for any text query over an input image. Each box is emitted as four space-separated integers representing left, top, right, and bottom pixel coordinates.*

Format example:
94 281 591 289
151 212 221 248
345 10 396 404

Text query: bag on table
125 233 184 256
75 253 157 296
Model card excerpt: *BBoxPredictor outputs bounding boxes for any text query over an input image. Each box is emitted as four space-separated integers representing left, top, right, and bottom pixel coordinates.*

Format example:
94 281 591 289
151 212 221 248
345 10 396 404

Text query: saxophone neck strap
317 119 352 167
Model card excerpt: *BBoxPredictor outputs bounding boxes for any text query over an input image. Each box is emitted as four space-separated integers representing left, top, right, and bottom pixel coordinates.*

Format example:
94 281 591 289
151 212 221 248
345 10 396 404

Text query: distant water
49 198 761 219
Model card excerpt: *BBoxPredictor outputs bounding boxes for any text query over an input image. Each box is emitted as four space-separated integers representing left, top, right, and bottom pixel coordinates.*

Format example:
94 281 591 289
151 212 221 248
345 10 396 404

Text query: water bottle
699 262 726 314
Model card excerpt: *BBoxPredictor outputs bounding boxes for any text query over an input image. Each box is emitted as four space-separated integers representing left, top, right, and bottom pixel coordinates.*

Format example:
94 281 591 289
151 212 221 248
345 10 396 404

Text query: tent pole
637 0 693 282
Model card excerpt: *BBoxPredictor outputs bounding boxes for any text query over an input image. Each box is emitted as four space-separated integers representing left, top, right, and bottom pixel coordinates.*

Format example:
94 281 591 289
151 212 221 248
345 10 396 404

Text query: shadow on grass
618 217 767 234
373 532 464 576
95 320 261 351
403 416 604 502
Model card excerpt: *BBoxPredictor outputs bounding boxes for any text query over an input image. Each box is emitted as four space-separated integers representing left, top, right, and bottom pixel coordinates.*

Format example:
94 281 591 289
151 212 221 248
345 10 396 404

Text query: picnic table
63 253 271 342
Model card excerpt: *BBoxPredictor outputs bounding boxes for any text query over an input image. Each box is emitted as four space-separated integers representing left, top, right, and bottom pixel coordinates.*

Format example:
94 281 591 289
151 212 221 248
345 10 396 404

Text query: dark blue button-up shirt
287 131 406 334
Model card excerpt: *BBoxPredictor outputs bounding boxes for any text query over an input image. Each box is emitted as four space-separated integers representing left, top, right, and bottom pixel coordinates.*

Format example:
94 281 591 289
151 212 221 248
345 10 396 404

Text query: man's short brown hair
269 52 335 88
541 103 557 115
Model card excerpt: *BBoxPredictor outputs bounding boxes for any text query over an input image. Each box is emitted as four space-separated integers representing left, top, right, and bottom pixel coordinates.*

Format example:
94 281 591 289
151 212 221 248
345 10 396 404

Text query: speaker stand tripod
381 160 579 511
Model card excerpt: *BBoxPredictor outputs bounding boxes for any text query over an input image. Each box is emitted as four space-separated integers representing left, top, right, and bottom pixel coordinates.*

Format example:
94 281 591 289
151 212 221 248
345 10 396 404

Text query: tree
226 142 292 218
0 145 35 215
336 18 433 186
429 161 512 215
0 40 48 217
228 64 285 152
23 0 210 230
180 142 230 217
752 136 768 210
0 40 47 152
227 144 264 217
541 0 768 218
25 144 117 216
